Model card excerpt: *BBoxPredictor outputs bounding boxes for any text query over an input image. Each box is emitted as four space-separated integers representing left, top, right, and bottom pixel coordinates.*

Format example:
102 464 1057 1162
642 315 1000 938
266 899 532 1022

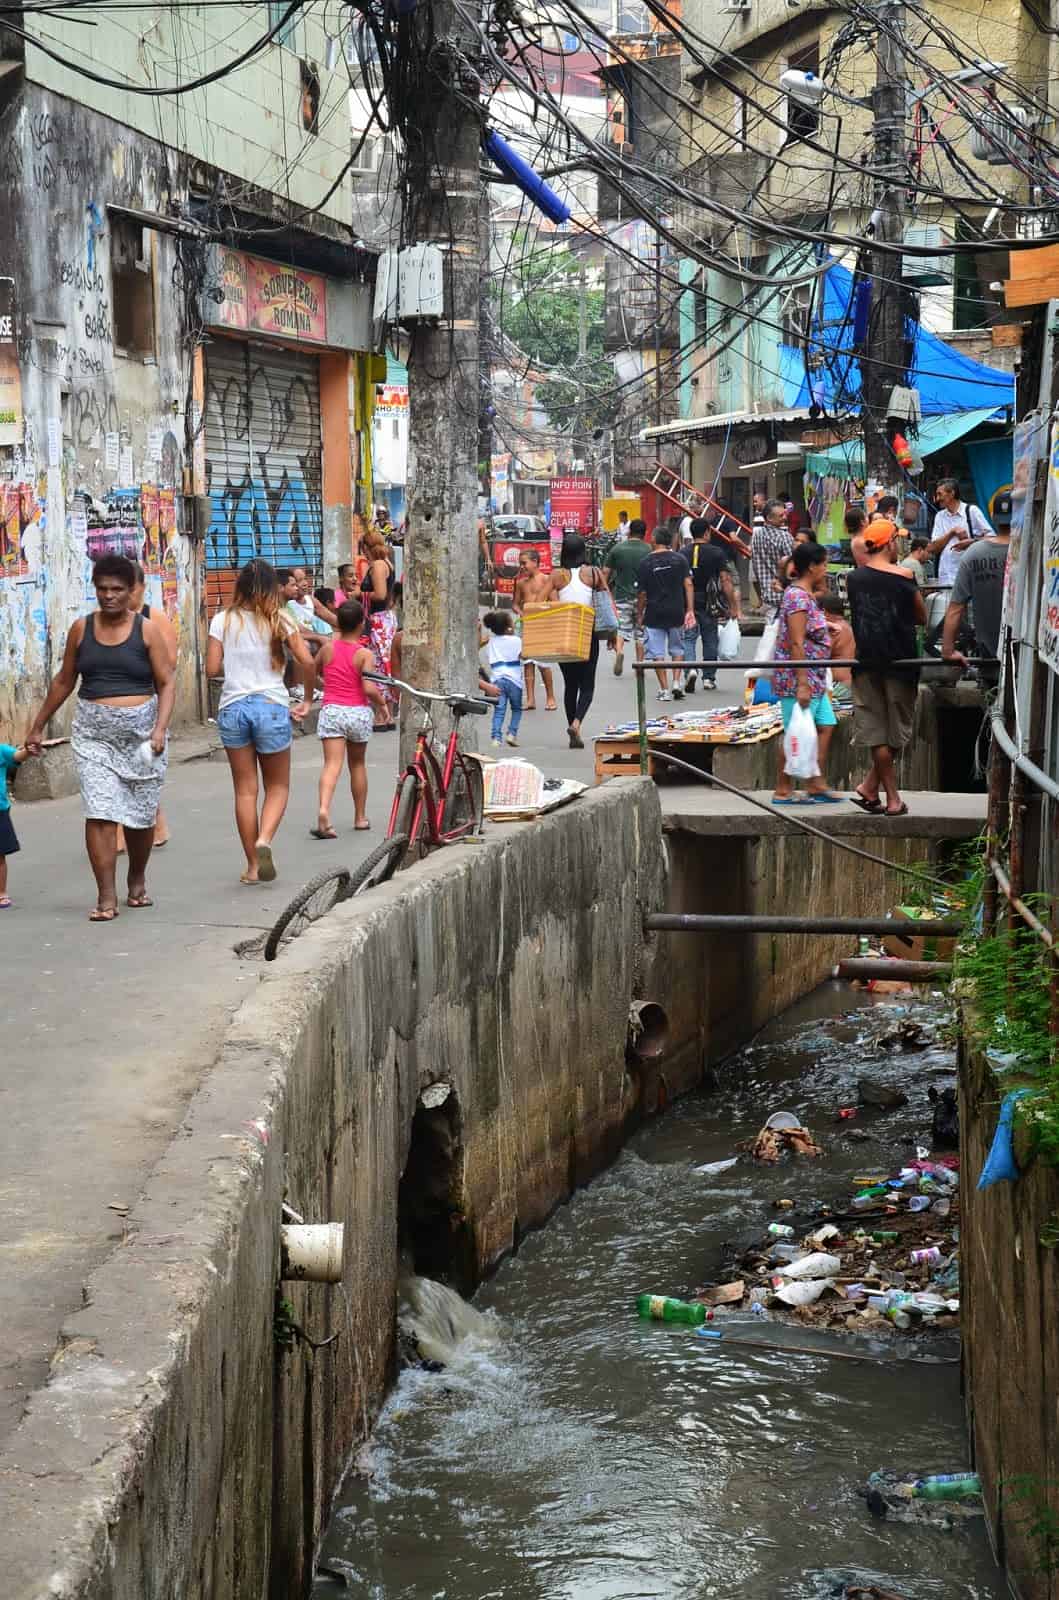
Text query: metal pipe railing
989 707 1059 806
988 856 1055 949
645 913 963 936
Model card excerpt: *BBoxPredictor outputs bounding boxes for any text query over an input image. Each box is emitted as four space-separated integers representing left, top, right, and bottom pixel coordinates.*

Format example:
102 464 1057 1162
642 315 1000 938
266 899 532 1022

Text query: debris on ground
694 1156 740 1176
928 1085 959 1148
871 1020 929 1052
693 1155 961 1337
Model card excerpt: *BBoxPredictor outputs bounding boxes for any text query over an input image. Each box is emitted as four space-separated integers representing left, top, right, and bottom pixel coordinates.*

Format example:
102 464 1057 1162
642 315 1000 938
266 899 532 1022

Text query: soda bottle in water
767 1222 795 1238
914 1473 981 1500
636 1294 707 1325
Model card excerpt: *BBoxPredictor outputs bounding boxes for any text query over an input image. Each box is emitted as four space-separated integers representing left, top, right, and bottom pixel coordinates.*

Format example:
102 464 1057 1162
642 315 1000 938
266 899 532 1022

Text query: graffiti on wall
203 354 323 581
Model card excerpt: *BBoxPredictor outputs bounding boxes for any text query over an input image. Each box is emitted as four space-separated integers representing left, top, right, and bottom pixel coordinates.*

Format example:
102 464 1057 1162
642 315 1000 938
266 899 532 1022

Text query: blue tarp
804 407 1007 477
779 258 1015 418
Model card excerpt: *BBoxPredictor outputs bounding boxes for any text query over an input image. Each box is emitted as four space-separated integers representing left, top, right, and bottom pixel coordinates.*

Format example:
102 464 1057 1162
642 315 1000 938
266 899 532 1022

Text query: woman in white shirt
205 558 315 885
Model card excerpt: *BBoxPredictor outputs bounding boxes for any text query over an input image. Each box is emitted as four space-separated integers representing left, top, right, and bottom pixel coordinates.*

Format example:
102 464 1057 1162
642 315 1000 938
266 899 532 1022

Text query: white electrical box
398 244 445 320
373 250 399 326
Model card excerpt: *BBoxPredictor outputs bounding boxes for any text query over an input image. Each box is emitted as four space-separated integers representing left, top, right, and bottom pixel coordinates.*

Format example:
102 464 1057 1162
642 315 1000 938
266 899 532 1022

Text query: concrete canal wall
961 1034 1059 1600
2 780 698 1600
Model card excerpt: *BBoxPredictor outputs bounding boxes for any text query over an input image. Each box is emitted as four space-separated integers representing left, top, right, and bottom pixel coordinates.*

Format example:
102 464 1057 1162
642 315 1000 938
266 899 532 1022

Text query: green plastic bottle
636 1293 707 1325
871 1230 900 1243
913 1473 981 1500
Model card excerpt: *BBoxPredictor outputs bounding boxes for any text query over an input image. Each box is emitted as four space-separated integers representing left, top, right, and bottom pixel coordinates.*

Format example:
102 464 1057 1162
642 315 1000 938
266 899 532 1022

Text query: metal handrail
989 705 1059 806
988 856 1054 949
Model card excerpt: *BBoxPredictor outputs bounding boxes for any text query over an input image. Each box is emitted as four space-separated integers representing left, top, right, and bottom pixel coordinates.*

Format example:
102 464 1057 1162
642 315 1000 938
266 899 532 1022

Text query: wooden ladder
648 461 752 556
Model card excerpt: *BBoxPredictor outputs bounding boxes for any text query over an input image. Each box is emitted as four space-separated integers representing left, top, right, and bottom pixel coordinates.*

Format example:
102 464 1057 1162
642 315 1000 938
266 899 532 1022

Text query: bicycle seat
450 696 491 716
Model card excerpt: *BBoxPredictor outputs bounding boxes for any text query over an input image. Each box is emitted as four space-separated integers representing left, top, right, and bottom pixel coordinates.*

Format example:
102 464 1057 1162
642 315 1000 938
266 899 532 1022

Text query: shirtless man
513 548 558 711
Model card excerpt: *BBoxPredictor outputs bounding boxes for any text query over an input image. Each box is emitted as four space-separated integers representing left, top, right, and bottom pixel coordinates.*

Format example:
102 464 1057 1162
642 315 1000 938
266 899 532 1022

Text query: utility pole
863 0 909 484
401 2 482 763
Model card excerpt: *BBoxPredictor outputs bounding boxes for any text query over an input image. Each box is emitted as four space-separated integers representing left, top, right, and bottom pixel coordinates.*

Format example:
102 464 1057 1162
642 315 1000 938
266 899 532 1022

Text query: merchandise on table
597 702 783 745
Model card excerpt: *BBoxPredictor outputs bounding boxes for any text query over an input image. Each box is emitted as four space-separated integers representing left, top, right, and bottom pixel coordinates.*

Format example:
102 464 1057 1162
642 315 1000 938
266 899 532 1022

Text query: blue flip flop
771 796 814 806
807 792 842 804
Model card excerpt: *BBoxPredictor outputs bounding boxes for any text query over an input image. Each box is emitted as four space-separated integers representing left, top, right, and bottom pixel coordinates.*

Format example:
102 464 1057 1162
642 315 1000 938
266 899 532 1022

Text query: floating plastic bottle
907 1195 931 1212
767 1222 795 1238
871 1231 899 1243
913 1473 981 1500
636 1293 706 1325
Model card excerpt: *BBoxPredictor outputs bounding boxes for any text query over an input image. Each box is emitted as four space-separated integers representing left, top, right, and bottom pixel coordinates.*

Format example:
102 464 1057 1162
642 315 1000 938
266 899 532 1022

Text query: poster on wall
85 489 144 564
0 278 23 448
1038 419 1059 676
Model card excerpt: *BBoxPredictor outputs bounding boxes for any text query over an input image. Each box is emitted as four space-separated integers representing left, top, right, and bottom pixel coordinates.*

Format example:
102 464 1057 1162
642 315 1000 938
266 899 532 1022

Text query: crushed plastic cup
765 1111 803 1132
907 1196 931 1212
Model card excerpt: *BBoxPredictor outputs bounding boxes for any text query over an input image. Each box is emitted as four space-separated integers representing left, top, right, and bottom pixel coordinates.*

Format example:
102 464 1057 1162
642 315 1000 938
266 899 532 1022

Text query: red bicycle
261 677 488 960
379 674 490 850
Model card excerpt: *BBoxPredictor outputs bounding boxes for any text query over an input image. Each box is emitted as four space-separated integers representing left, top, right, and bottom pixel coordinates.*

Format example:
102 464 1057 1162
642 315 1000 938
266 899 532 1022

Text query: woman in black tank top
27 553 175 920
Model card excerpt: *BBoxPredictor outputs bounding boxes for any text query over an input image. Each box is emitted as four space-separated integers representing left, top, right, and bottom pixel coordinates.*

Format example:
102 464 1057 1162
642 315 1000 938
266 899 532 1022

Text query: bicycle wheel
264 867 353 962
392 772 426 856
441 754 484 840
347 833 409 896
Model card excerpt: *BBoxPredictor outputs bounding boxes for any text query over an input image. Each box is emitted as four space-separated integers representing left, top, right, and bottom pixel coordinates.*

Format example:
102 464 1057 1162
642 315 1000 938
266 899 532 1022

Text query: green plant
1004 1474 1059 1577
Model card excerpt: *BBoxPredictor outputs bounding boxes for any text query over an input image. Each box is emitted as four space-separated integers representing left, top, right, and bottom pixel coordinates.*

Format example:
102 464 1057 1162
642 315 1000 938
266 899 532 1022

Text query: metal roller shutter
203 339 324 608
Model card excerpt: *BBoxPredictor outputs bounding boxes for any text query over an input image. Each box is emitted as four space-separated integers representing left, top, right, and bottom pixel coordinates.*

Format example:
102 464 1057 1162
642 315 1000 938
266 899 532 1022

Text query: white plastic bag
745 617 779 681
718 617 742 661
775 1252 842 1280
772 1278 836 1308
783 701 820 779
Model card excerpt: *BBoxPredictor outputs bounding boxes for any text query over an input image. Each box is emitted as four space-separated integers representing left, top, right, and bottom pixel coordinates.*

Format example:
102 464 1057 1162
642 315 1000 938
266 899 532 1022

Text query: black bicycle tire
441 753 484 838
263 866 354 962
347 833 409 896
392 772 422 850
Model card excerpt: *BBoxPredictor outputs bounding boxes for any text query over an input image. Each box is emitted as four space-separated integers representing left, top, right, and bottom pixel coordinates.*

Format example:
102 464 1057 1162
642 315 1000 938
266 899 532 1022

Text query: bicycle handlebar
364 672 491 713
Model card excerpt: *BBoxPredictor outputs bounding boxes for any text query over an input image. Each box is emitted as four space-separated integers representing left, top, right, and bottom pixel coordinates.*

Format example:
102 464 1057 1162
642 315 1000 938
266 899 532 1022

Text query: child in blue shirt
0 737 38 907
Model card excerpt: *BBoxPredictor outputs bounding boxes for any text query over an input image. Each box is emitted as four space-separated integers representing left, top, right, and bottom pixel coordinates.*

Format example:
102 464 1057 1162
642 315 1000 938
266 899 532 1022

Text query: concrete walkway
0 650 694 1443
661 787 987 838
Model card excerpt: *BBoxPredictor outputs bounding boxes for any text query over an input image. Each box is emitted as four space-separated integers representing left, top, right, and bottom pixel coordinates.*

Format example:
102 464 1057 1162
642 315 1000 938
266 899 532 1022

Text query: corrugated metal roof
640 408 807 442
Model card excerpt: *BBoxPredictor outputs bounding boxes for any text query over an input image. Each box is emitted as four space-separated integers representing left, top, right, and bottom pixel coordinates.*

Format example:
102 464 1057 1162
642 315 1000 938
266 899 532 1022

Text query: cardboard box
881 905 957 963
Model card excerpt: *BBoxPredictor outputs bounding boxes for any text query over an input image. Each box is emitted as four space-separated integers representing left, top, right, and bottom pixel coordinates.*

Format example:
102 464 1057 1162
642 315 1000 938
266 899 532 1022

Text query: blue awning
804 406 1007 478
781 257 1015 419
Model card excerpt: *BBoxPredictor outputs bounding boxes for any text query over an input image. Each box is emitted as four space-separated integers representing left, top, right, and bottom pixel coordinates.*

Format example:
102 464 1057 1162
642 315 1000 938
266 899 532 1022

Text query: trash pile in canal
699 1148 962 1333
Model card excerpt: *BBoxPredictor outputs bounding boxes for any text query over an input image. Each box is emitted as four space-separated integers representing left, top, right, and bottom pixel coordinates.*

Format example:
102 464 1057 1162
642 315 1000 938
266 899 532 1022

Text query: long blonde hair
224 558 288 669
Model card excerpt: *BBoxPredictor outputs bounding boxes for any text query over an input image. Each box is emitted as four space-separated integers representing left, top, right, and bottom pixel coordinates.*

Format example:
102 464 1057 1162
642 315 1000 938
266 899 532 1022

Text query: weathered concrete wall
0 781 692 1600
961 1031 1059 1600
666 828 930 1062
0 84 198 732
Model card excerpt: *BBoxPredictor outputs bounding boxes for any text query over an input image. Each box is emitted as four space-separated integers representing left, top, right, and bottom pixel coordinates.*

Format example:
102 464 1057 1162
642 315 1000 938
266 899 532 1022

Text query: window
110 216 155 357
300 58 320 133
781 282 812 346
786 40 820 144
732 89 749 148
953 218 986 329
694 290 708 344
268 1 299 50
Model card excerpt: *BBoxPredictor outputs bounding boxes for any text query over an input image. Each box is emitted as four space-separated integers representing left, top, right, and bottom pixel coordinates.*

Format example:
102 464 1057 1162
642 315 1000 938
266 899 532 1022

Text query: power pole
862 0 909 485
401 3 482 762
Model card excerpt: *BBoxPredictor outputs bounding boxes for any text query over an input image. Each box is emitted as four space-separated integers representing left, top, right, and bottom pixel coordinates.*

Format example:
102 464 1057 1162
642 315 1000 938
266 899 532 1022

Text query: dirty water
313 984 1002 1600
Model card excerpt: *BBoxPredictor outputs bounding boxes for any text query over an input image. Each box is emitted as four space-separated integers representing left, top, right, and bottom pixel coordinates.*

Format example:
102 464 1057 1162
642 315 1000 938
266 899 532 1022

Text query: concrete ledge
0 780 674 1600
661 787 986 839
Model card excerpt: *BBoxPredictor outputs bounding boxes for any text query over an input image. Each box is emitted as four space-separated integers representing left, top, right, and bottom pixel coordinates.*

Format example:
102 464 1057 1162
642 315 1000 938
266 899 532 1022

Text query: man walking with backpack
682 518 741 692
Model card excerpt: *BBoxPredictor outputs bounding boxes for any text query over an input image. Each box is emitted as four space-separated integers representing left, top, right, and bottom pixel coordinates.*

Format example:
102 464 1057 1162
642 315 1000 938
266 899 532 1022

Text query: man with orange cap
845 518 926 818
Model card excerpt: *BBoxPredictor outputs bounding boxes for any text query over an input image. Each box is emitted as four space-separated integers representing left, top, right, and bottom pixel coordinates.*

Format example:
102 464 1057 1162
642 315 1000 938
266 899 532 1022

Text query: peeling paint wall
0 85 199 733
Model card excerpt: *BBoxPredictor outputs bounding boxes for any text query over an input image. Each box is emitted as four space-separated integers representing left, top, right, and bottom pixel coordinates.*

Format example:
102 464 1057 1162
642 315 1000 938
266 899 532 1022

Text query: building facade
0 7 379 730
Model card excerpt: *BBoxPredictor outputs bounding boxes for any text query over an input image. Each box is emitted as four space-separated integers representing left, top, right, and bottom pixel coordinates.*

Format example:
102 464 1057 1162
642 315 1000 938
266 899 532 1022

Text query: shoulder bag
591 567 619 638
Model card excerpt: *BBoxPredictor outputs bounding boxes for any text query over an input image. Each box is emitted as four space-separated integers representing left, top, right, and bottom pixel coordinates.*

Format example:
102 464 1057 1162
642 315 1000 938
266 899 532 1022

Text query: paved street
0 649 748 1440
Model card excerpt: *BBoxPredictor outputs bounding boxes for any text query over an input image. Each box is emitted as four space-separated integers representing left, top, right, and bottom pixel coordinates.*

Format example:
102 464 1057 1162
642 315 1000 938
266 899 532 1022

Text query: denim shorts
217 693 292 754
644 625 685 662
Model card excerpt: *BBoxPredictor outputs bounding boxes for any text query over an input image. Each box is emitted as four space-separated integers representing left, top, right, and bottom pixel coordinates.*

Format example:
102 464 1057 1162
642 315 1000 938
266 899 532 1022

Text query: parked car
492 514 549 539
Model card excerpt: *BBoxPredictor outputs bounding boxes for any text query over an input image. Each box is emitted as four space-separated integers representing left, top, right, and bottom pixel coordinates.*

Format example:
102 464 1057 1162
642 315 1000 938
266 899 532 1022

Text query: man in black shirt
636 525 695 702
682 517 740 692
846 518 926 818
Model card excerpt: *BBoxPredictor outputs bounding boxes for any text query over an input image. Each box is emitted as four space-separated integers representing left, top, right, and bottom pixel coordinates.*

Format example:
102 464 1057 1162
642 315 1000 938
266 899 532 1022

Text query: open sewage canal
312 985 1002 1600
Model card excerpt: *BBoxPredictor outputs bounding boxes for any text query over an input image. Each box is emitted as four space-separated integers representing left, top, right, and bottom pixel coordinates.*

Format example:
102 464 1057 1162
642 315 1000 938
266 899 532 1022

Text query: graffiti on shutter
203 341 323 605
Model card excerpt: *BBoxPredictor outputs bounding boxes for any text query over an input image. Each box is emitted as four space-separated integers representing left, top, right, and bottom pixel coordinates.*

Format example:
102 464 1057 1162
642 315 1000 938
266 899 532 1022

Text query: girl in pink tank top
312 600 385 837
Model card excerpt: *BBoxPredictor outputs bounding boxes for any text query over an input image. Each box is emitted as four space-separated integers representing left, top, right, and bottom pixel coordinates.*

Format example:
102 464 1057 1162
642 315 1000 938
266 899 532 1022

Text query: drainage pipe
280 1223 344 1283
832 958 952 982
645 914 963 937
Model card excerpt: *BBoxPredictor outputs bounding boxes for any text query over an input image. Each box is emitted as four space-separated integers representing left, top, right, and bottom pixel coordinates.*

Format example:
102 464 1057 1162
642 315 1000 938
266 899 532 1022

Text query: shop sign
375 384 408 411
548 475 597 533
215 250 328 344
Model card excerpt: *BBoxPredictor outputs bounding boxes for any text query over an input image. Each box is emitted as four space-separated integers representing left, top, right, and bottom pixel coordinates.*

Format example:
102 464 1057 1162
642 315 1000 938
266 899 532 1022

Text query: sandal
126 893 154 908
0 895 11 909
255 843 277 882
849 791 883 814
771 794 813 806
310 827 338 840
89 906 119 921
882 802 910 818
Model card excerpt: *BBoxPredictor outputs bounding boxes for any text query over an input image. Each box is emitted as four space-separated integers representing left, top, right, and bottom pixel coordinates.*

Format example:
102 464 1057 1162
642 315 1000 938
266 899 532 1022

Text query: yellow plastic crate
521 601 594 663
